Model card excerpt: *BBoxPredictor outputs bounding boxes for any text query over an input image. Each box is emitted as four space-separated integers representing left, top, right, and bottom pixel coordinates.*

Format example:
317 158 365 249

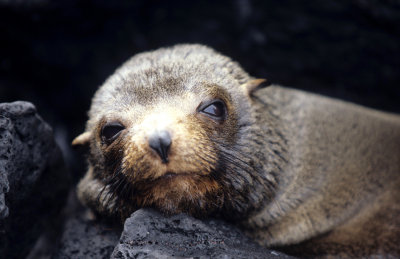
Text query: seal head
74 44 282 220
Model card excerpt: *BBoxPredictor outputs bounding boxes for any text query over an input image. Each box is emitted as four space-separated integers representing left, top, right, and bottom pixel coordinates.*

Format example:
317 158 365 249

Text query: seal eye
101 122 125 143
200 100 226 120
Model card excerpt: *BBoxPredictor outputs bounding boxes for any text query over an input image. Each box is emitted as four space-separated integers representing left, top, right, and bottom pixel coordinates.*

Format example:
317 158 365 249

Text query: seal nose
148 130 172 164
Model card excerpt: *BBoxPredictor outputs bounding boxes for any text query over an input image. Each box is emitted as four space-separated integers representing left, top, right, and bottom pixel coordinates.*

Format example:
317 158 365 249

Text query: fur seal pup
73 44 400 258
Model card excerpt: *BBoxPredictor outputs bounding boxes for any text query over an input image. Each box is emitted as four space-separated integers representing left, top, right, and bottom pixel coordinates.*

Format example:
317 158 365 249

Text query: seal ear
242 78 271 96
72 132 91 146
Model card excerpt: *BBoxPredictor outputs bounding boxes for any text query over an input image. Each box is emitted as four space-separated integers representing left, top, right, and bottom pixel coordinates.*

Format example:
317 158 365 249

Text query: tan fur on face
115 103 224 215
122 107 218 182
131 174 223 215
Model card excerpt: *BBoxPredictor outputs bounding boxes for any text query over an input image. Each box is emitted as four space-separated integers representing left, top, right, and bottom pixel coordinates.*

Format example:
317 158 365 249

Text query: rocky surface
111 209 292 259
51 204 293 259
0 101 70 258
54 207 121 259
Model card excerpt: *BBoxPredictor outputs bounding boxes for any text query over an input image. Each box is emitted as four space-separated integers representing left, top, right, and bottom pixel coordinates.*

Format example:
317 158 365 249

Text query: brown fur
74 44 400 257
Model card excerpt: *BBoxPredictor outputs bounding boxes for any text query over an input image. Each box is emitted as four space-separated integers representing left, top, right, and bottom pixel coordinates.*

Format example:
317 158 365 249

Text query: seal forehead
117 74 188 105
87 44 251 129
115 44 250 91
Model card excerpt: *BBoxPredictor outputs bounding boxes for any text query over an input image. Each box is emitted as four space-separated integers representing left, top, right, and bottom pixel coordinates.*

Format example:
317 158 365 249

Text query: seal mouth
159 171 191 180
163 172 178 178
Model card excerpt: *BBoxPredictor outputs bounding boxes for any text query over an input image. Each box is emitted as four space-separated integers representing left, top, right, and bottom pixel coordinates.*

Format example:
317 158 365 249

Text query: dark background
1 0 400 179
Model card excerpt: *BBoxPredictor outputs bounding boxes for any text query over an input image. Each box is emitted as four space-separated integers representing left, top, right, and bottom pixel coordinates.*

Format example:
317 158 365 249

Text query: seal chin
125 169 223 217
149 171 203 189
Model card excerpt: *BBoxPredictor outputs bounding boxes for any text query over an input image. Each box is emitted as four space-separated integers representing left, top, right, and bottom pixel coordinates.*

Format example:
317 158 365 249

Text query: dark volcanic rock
111 209 293 259
53 207 121 259
0 101 70 258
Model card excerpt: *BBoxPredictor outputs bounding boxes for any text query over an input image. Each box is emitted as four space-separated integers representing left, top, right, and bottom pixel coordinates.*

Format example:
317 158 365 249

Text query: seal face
74 44 282 220
96 89 231 218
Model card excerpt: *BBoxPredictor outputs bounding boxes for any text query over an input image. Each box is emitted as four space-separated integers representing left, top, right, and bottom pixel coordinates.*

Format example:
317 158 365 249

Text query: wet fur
75 44 400 258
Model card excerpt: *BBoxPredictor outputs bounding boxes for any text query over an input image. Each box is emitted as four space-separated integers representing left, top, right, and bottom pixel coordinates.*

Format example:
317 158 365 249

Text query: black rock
111 209 293 259
53 206 121 259
0 101 70 258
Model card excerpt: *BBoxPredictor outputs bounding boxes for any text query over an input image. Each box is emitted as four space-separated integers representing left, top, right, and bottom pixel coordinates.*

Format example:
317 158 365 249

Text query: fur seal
73 44 400 257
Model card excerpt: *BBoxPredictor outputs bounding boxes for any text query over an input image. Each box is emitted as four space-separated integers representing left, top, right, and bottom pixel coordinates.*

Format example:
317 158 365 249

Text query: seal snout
148 130 172 164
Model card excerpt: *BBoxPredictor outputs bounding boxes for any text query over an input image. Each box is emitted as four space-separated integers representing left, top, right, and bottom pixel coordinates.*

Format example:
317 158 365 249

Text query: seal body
74 44 400 258
245 87 400 257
